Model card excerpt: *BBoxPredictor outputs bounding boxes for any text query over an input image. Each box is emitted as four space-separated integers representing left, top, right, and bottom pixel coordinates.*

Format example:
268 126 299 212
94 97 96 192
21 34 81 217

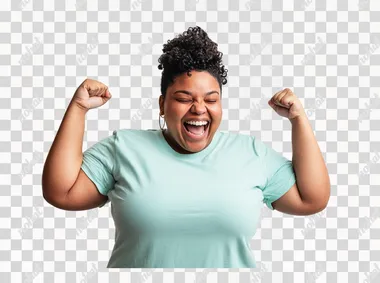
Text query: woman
42 26 330 268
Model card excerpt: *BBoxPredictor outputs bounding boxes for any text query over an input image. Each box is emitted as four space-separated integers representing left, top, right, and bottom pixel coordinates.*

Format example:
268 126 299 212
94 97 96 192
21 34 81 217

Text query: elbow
41 179 56 207
318 185 331 212
42 188 68 210
306 188 330 215
302 202 327 216
41 172 70 210
42 190 59 208
314 200 328 214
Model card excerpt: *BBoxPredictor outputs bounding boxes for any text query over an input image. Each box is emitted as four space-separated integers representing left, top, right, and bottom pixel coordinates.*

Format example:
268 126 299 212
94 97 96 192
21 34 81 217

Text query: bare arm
268 88 330 215
42 79 112 210
272 115 330 214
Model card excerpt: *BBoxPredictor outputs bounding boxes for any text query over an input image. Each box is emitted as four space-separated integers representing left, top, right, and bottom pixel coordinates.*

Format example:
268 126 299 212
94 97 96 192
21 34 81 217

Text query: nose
190 101 207 115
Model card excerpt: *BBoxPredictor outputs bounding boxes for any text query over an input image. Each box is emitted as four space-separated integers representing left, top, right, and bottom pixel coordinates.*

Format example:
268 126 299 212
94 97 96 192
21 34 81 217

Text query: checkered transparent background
1 0 380 282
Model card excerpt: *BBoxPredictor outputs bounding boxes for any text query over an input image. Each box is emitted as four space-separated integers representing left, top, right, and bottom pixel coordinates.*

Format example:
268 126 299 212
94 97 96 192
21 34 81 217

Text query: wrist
70 100 89 114
289 112 308 124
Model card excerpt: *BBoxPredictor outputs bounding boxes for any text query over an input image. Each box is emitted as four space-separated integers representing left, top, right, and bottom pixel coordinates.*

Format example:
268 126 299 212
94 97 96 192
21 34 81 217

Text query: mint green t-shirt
80 128 296 268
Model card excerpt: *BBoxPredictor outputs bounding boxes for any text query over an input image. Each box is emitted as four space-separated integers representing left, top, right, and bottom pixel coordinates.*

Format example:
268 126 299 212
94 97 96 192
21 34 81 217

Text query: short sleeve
81 130 117 208
252 137 296 210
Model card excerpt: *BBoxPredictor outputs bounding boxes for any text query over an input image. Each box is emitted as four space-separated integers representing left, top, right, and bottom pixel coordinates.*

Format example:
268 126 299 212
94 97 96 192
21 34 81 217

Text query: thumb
268 99 280 113
268 99 276 109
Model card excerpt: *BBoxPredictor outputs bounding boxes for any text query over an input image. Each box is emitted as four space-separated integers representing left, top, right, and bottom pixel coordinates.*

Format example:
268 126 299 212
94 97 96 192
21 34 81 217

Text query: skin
160 78 330 216
159 70 222 154
268 89 330 215
42 74 329 217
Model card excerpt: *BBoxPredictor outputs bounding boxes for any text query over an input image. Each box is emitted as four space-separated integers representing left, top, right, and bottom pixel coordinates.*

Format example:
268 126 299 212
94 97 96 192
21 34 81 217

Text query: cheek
165 108 186 126
209 106 222 119
165 104 182 118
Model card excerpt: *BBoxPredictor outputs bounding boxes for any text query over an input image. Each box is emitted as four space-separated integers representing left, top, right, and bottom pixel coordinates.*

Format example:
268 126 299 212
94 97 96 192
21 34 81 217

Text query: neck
162 129 193 154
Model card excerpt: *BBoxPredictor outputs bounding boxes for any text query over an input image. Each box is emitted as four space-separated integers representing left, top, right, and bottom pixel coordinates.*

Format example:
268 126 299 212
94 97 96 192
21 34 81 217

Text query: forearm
42 100 88 201
290 113 330 208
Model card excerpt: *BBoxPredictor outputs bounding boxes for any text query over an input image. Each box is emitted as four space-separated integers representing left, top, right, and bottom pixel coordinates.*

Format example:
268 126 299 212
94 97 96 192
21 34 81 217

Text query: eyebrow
173 90 219 96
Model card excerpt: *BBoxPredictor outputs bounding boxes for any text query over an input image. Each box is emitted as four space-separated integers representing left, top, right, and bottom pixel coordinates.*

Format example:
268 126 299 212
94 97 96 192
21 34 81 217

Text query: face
159 70 222 154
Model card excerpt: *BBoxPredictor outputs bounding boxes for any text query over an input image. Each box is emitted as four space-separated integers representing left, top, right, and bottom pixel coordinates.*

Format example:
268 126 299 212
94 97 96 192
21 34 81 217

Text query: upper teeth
185 121 208 126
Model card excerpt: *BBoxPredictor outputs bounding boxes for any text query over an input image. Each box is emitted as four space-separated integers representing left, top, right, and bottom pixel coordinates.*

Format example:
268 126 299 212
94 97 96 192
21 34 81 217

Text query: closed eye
176 99 217 103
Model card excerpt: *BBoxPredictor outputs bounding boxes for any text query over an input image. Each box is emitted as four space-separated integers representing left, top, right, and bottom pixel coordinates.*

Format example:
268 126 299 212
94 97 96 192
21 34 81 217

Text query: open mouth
183 121 210 137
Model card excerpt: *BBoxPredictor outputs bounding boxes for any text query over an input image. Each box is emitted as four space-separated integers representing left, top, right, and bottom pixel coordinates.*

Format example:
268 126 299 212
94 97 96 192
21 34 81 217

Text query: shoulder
112 128 161 147
217 130 257 145
216 131 262 155
114 128 159 137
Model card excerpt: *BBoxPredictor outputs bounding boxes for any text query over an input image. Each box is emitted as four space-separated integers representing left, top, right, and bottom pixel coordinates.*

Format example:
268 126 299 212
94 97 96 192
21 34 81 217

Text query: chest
110 150 266 237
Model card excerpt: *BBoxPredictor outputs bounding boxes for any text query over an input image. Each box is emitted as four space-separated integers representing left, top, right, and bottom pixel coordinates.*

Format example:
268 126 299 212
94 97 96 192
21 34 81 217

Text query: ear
159 95 165 115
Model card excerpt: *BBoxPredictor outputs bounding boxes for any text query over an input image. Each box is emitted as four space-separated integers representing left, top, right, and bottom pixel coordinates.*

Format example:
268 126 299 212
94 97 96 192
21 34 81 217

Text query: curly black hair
157 26 228 97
